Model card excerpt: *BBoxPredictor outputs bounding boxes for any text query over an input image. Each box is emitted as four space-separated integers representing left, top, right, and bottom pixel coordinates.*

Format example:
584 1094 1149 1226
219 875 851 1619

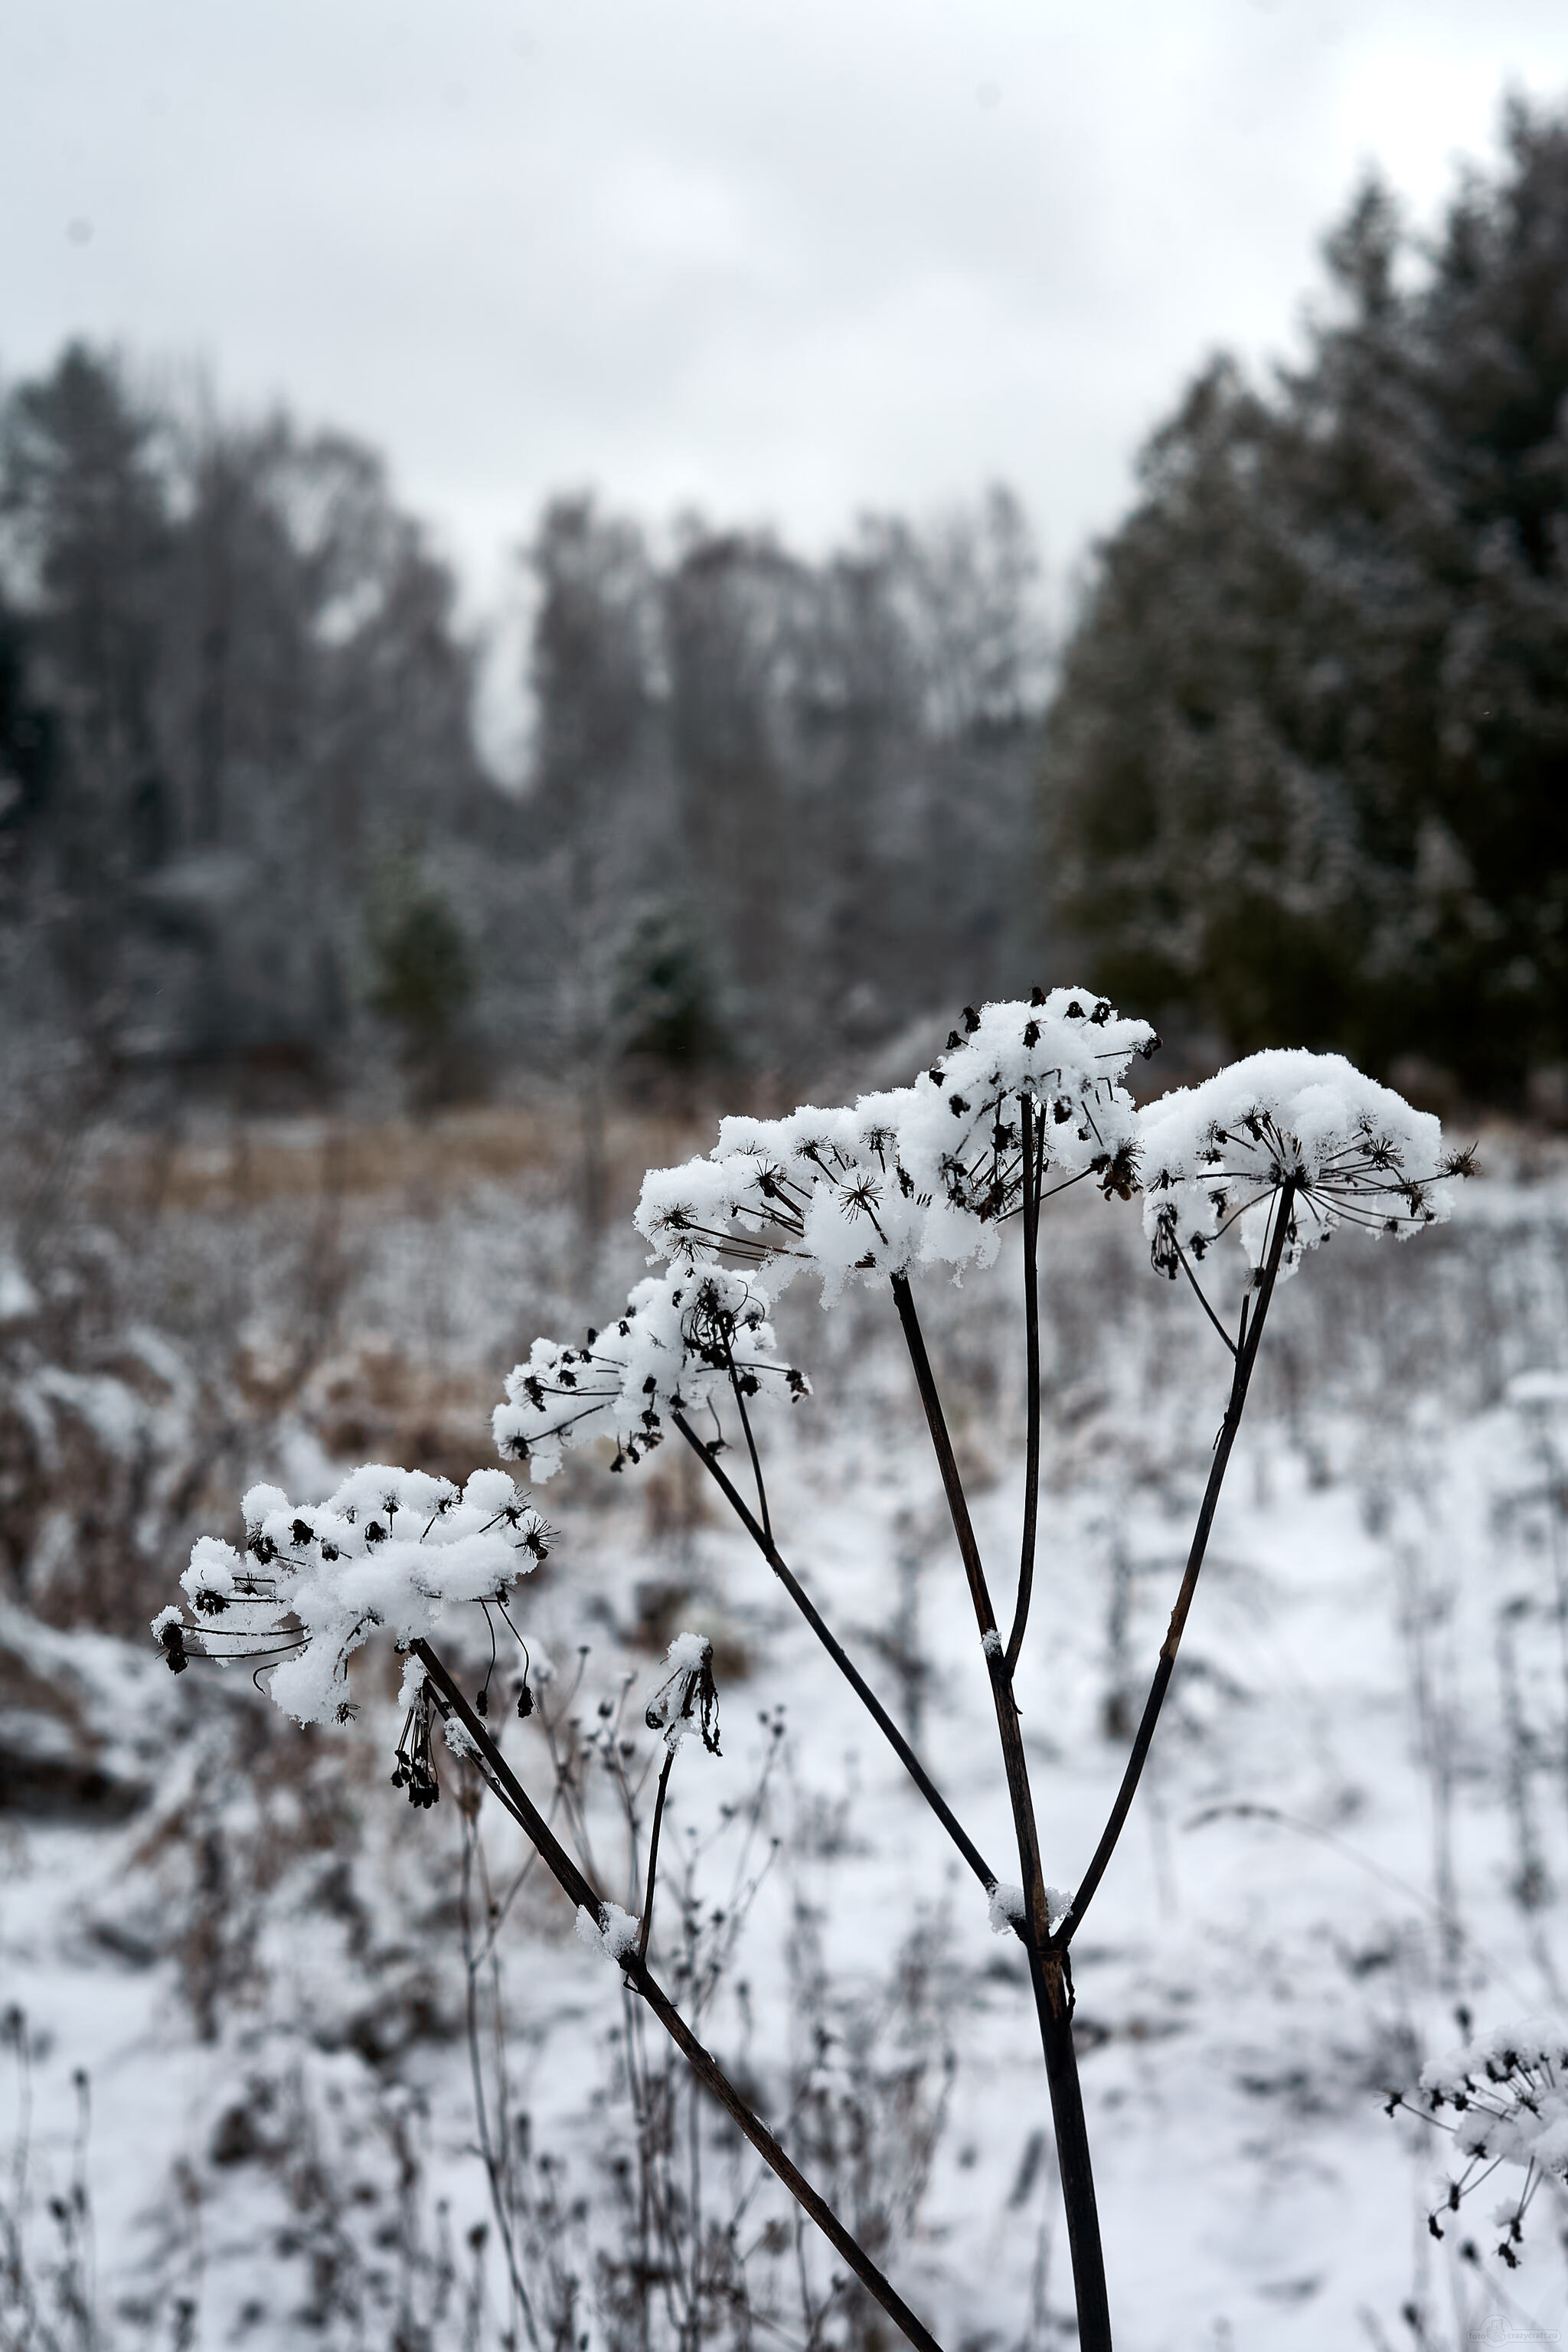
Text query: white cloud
5 0 1568 603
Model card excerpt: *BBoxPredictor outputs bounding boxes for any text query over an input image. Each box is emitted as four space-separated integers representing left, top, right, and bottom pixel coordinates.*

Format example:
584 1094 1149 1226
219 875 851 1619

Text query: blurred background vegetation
7 103 1568 1116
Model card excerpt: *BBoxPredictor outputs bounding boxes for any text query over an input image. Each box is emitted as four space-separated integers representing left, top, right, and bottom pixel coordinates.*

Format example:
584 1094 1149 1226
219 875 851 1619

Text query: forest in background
14 93 1568 2352
8 101 1568 1114
0 348 1046 1116
1047 102 1568 1106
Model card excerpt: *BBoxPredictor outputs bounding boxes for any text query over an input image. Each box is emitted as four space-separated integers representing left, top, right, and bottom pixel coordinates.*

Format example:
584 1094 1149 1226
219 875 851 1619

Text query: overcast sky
8 0 1568 616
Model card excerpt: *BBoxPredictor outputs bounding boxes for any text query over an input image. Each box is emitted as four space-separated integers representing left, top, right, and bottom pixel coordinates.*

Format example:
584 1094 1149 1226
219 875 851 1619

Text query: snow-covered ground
7 1114 1568 2350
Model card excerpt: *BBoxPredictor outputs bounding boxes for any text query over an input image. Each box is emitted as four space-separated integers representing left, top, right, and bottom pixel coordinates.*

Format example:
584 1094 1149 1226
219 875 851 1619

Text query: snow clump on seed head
155 1464 550 1726
635 988 1159 1302
1415 2017 1568 2264
1137 1050 1471 1285
492 1266 808 1483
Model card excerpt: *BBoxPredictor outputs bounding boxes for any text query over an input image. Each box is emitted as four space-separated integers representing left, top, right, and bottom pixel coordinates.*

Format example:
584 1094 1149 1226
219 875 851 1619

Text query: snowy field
6 1104 1568 2352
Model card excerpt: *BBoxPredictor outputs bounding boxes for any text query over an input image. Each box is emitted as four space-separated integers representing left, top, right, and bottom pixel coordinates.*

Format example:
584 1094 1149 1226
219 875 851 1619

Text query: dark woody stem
636 1748 676 1963
411 1639 946 2352
890 1272 1112 2352
1005 1093 1044 1677
1171 1233 1238 1359
671 1407 995 1893
1062 1179 1296 1945
719 1329 773 1544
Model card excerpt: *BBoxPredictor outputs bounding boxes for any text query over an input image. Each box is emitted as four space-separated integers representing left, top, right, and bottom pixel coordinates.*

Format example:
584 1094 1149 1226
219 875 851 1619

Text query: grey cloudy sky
8 0 1568 602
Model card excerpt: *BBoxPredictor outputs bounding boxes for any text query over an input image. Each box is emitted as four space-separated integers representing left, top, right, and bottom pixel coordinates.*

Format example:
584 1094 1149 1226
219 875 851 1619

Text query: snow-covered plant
158 991 1466 2352
1138 1050 1471 1285
492 1267 808 1480
634 987 1157 1298
156 1511 929 2347
153 1465 552 1726
1395 2018 1568 2266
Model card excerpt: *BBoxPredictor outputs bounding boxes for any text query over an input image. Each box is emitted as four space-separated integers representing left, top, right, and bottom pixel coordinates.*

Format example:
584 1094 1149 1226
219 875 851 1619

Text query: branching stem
410 1639 946 2352
720 1334 773 1544
1005 1093 1044 1676
671 1408 994 1893
890 1272 1112 2352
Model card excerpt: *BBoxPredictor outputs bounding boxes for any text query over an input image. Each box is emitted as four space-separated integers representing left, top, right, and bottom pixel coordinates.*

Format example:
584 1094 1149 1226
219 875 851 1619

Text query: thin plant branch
410 1638 946 2352
1038 1165 1097 1207
636 1750 676 1963
1171 1235 1237 1361
723 1336 773 1545
1006 1093 1044 1677
670 1408 995 1894
889 1270 1112 2352
1184 1802 1533 2006
1063 1180 1296 1945
458 1805 543 2352
888 1272 1052 1922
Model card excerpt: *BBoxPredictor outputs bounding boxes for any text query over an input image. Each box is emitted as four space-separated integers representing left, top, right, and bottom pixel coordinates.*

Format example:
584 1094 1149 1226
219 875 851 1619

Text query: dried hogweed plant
1389 2018 1568 2269
156 994 1468 2352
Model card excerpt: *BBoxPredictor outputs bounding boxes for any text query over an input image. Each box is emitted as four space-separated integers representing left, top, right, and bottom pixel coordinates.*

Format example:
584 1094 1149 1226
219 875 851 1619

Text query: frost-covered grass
7 1100 1568 2349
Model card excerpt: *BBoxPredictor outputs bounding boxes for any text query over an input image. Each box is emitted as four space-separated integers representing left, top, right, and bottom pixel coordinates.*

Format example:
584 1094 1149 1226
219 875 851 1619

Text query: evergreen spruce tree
1046 103 1568 1098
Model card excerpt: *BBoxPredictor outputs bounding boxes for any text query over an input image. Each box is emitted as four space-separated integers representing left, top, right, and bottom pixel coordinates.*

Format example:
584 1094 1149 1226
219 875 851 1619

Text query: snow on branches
492 1267 808 1481
1410 2019 1568 2265
576 1902 642 1967
1137 1050 1469 1285
152 1465 550 1726
987 1880 1072 1939
635 988 1159 1299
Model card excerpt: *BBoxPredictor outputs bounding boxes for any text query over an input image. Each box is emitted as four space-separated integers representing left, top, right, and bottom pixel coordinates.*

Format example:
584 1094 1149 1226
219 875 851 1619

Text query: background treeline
0 349 1046 1109
8 100 1568 1111
1049 101 1568 1105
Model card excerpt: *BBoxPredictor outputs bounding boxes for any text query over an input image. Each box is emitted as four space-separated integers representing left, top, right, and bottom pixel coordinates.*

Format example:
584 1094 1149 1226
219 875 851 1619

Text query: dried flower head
1138 1050 1467 1285
493 1266 808 1483
643 1630 721 1754
635 988 1158 1300
390 1661 442 1808
1408 2017 1568 2265
154 1465 550 1726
